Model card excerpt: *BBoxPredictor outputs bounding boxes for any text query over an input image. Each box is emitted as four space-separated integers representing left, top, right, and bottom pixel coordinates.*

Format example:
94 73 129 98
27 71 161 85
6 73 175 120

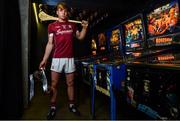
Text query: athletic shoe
47 108 56 120
69 105 81 116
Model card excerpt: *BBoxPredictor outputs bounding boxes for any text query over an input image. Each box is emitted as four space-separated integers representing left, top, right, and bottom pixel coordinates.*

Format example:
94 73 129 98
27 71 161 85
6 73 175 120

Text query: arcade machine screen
98 32 108 54
91 37 98 56
146 0 180 63
122 14 146 61
106 25 123 60
97 32 109 61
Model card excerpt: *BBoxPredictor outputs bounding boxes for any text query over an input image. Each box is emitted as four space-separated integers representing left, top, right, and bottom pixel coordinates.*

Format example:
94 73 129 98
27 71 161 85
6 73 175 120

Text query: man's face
57 8 68 20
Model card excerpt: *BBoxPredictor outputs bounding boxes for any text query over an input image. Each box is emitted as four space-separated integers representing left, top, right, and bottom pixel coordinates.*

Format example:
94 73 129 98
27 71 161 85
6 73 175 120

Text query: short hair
56 2 69 11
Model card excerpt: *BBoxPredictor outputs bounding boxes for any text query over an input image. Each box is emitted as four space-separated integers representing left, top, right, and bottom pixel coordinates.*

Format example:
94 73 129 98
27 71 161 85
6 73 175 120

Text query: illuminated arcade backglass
91 36 98 56
107 25 124 60
97 32 108 54
146 0 180 63
122 14 147 62
94 32 109 62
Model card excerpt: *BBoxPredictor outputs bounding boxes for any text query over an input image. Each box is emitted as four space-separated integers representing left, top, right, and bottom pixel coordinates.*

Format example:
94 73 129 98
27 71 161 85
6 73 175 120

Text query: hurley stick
38 11 82 24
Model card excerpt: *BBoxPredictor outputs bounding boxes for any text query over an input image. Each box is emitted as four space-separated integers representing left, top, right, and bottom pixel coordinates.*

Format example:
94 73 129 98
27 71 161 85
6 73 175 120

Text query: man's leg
47 71 60 119
50 71 60 104
66 72 75 103
66 72 80 116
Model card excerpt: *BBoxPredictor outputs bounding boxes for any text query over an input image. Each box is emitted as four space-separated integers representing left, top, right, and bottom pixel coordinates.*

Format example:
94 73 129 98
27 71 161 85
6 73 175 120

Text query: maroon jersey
48 21 77 58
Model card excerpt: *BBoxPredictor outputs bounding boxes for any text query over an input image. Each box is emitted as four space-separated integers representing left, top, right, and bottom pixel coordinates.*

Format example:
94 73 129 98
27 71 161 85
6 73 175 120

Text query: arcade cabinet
76 32 109 118
125 0 180 119
78 32 109 85
121 13 151 119
80 36 98 86
91 25 126 120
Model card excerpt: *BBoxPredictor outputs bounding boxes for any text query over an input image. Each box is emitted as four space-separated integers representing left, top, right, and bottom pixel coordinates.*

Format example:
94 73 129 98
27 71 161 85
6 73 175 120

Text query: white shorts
51 58 76 73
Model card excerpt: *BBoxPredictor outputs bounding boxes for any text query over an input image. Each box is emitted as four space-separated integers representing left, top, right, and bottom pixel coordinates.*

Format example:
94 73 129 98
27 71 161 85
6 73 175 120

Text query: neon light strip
32 3 39 24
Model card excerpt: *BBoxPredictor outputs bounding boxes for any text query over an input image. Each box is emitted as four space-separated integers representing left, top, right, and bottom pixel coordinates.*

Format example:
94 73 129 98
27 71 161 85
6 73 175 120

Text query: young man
39 2 88 119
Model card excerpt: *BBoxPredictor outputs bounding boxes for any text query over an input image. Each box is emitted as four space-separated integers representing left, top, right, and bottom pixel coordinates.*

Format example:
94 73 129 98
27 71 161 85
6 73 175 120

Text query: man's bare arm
39 34 54 69
42 34 54 62
76 20 88 40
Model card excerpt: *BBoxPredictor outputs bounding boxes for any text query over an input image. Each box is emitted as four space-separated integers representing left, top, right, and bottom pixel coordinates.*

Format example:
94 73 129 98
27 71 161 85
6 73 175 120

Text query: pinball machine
77 32 110 85
75 32 110 119
125 0 180 119
78 36 99 86
91 25 126 120
120 13 150 119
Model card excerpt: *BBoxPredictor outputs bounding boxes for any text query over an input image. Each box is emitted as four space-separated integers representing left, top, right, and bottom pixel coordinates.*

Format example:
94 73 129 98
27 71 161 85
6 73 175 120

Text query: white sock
69 103 74 108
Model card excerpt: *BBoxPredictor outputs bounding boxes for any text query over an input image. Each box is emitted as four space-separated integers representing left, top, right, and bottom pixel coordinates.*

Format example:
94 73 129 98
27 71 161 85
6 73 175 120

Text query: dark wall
30 8 47 73
0 0 23 119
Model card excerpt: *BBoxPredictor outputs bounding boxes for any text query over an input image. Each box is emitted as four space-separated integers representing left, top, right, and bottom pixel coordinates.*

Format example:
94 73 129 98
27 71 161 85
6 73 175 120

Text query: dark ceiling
37 0 156 10
65 0 155 20
35 0 160 33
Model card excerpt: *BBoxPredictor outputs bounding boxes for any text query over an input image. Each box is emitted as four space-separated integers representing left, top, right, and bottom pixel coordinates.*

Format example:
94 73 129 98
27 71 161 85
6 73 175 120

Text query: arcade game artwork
124 16 145 52
91 37 97 56
109 27 121 51
106 26 124 60
147 0 179 36
122 14 146 59
146 0 180 63
98 32 107 52
147 0 180 47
